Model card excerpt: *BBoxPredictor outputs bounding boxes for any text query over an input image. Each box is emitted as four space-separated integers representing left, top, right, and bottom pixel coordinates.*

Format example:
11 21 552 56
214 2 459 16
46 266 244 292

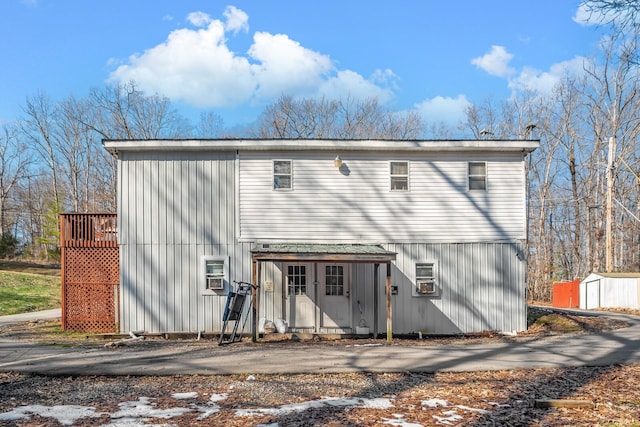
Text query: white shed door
585 280 600 309
319 264 351 329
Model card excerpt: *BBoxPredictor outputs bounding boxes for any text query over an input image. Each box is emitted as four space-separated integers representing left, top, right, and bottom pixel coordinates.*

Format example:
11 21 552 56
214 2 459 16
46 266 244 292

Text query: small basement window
415 262 438 296
273 160 292 190
203 256 228 292
468 162 487 191
390 161 409 191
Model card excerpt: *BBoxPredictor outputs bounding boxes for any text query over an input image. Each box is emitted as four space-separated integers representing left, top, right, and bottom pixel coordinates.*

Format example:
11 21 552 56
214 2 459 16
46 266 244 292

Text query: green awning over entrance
251 243 396 263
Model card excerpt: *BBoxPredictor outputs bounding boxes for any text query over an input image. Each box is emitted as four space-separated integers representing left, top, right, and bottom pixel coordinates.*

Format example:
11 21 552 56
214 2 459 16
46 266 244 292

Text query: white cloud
508 56 587 94
248 32 333 101
471 45 515 77
187 11 212 27
109 18 255 107
414 94 470 126
108 7 392 110
572 3 621 26
573 4 595 26
223 6 249 34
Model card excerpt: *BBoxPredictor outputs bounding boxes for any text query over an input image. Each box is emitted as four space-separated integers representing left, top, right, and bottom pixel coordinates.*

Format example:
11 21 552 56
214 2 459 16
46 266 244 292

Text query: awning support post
252 259 258 343
386 261 392 343
373 263 379 339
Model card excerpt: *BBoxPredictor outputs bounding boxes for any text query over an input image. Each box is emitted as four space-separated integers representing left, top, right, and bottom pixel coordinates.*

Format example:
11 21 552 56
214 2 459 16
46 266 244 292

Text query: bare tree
581 0 640 32
195 112 225 138
252 95 424 139
0 125 34 236
20 91 63 208
87 81 189 140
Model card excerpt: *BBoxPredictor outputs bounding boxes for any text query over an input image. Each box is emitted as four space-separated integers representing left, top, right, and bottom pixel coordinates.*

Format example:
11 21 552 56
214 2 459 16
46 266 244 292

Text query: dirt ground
0 307 639 426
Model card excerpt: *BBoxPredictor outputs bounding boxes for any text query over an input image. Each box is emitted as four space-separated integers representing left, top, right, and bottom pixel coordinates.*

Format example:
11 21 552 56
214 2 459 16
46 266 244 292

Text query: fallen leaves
1 365 638 426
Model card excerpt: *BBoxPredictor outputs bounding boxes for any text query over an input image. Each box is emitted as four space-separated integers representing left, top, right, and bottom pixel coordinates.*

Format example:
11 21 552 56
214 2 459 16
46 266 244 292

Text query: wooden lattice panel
60 213 119 333
64 248 119 284
62 247 119 333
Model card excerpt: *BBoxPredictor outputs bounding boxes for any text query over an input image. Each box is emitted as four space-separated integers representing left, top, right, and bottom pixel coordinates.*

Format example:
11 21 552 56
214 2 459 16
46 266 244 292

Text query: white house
103 138 538 337
579 272 640 310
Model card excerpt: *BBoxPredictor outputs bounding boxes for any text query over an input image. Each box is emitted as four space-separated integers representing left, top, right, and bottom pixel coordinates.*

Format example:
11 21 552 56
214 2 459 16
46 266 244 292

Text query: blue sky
1 0 606 131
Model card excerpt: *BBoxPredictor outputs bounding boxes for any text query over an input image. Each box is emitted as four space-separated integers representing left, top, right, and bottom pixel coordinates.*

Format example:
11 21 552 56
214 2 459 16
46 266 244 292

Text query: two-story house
103 138 538 337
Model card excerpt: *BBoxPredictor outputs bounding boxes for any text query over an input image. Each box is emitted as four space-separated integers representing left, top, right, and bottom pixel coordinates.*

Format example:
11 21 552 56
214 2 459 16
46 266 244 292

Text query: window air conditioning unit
207 277 224 290
417 280 436 295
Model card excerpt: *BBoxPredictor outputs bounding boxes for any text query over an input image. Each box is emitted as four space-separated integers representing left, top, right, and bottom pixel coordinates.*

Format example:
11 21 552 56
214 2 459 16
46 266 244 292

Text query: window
273 160 292 190
390 161 409 191
287 265 307 295
325 265 344 295
415 262 437 296
468 162 487 191
203 256 228 291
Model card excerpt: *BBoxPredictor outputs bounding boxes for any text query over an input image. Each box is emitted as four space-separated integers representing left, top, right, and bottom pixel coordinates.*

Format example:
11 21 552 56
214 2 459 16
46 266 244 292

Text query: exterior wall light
334 155 343 168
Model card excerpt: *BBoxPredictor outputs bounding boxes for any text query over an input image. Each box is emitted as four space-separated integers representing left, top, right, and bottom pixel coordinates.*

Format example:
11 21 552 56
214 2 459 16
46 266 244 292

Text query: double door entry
284 263 351 333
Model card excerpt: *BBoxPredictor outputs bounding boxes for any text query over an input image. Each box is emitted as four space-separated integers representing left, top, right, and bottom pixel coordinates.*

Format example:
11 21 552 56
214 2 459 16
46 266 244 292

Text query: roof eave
103 138 540 157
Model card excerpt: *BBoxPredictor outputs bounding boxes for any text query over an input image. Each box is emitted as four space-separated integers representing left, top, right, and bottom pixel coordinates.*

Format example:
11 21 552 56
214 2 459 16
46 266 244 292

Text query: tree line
1 0 638 302
0 83 425 261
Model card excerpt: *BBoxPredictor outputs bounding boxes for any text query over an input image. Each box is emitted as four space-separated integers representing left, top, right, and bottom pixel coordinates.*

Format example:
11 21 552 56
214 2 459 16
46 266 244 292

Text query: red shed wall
552 279 580 308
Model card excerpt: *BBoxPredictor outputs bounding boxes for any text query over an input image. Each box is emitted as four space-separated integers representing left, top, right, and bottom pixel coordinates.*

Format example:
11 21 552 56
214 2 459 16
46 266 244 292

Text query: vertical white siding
379 242 526 334
239 151 526 242
118 151 255 333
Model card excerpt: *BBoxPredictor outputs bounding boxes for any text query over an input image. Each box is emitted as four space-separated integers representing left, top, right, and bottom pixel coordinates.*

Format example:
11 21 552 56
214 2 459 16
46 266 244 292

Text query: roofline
103 138 539 157
587 272 640 279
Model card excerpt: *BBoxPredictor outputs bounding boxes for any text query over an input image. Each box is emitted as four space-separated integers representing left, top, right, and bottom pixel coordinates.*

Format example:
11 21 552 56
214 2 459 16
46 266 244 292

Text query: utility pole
606 136 616 272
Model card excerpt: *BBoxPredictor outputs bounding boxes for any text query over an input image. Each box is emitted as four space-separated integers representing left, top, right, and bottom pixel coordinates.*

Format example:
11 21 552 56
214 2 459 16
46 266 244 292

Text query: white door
585 280 600 309
284 263 315 331
318 264 351 330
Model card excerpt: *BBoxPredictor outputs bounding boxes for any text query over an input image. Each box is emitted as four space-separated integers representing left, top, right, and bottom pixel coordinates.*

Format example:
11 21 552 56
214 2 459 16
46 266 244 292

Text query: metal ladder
218 281 255 345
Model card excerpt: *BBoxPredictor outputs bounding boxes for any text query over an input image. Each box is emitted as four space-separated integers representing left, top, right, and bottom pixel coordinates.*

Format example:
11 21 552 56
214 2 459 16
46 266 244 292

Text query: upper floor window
390 161 409 191
468 162 487 191
273 160 292 190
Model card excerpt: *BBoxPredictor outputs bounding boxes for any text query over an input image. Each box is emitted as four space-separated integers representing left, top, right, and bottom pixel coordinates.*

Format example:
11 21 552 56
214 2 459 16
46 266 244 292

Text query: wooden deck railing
60 213 118 247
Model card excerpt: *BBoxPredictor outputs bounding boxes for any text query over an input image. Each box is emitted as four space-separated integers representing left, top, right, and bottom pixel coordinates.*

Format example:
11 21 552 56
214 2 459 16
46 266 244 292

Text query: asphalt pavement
0 307 639 376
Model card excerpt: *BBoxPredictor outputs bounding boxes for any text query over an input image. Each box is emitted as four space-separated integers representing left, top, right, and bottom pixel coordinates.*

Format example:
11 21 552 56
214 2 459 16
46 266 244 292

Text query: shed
552 279 580 308
579 272 640 310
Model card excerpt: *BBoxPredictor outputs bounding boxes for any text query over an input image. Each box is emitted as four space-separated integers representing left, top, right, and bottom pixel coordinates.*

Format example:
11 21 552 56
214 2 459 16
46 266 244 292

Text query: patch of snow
381 415 423 427
433 410 464 425
360 397 395 409
0 405 101 426
194 403 221 420
421 398 448 408
171 392 198 400
456 404 489 414
110 397 192 420
209 393 228 402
